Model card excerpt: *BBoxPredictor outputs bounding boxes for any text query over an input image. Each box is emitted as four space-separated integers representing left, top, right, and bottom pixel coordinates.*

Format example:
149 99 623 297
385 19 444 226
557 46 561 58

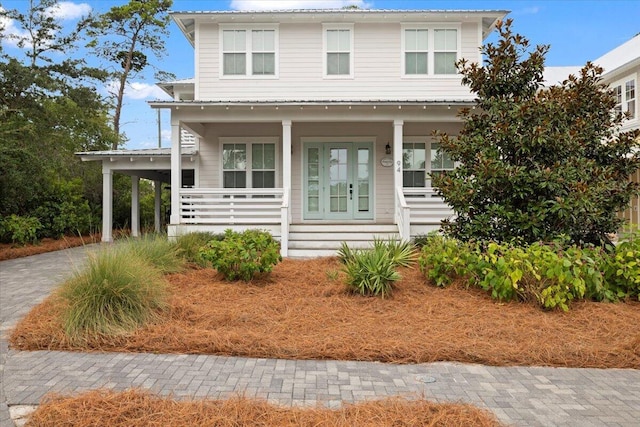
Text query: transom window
221 26 278 77
324 25 353 78
222 142 277 189
402 26 459 76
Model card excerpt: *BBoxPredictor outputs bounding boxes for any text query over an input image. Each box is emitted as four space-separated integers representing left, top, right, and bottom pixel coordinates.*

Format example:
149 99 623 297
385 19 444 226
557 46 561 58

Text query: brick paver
1 247 639 426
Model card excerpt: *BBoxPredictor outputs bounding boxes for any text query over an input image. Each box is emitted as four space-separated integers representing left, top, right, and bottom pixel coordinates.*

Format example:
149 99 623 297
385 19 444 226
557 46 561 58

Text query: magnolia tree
433 20 640 247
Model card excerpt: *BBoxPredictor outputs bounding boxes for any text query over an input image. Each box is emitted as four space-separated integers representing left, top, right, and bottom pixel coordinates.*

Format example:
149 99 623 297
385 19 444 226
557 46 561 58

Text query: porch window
222 144 247 188
614 84 623 114
402 142 426 187
222 142 277 189
251 143 276 188
434 29 458 74
324 25 353 77
430 142 455 177
404 29 428 75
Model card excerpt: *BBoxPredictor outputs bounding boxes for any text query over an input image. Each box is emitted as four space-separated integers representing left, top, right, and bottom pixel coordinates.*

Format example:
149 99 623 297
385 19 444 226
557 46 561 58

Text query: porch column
102 166 113 243
282 120 292 192
131 175 140 237
170 123 182 224
393 119 404 218
154 180 162 233
281 120 292 257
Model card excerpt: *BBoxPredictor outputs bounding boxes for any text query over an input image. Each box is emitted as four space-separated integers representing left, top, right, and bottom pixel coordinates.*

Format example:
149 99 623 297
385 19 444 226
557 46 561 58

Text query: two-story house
96 8 507 256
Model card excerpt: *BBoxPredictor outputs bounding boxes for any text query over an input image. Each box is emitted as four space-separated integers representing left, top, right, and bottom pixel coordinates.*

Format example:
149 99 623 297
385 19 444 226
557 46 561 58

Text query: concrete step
288 224 398 233
288 232 399 241
287 248 341 258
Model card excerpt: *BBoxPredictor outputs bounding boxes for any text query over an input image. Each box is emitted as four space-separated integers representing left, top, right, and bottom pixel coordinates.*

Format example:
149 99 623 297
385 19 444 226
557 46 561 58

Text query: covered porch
156 101 460 256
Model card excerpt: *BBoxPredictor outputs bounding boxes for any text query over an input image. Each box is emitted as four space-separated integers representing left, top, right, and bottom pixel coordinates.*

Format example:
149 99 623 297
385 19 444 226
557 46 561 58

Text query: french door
303 142 373 220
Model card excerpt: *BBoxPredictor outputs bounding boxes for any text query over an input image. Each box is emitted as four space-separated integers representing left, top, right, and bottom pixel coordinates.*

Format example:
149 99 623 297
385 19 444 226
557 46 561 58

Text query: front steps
287 224 400 258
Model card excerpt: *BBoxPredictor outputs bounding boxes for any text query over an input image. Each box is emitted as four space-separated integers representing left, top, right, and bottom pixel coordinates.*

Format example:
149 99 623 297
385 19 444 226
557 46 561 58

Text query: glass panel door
303 142 373 220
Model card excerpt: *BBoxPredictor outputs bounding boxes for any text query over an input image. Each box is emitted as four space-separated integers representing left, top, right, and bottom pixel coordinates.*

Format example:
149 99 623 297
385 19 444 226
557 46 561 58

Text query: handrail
280 187 290 257
395 186 411 241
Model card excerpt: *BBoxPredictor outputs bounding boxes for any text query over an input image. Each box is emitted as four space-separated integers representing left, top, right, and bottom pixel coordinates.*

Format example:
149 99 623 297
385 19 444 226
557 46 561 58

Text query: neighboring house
545 34 640 228
79 8 508 256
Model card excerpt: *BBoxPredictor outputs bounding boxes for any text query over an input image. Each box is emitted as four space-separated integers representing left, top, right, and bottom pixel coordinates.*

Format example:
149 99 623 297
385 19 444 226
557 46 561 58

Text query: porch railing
395 186 411 241
396 187 455 237
179 188 285 225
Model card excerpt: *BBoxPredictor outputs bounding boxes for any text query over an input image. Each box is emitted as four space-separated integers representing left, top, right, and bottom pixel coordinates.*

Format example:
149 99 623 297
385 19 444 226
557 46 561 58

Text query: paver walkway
1 247 639 427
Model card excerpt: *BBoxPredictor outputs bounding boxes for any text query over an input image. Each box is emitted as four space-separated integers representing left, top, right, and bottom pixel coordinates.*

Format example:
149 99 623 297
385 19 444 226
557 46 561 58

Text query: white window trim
400 23 461 79
219 137 280 188
322 23 354 79
219 24 279 79
403 136 458 187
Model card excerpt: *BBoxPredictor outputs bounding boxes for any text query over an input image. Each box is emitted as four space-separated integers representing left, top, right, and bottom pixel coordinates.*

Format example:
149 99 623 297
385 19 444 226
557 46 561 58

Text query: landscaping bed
25 389 502 427
0 234 100 261
11 257 640 369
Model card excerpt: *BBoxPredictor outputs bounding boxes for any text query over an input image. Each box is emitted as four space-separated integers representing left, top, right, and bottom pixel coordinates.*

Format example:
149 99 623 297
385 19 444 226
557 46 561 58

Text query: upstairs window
222 30 246 75
626 80 636 119
221 26 278 78
434 29 458 74
324 25 353 78
613 78 637 120
404 29 428 75
402 25 459 77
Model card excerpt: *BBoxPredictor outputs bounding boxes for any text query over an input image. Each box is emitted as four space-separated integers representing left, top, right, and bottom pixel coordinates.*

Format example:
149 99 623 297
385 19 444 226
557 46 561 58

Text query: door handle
349 184 353 200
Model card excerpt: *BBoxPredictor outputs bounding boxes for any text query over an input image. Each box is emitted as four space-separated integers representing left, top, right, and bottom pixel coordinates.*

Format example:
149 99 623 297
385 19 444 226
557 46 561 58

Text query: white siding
197 21 481 101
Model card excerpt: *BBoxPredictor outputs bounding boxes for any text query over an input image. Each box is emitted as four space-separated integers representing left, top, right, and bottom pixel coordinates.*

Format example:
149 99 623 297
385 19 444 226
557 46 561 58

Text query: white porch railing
395 186 411 241
397 187 455 237
180 188 285 225
179 187 290 256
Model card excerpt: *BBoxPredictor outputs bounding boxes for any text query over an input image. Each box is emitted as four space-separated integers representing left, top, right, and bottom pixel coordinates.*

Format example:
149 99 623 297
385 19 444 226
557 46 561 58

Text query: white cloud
45 2 91 20
515 6 540 15
230 0 368 10
161 129 172 143
106 81 171 100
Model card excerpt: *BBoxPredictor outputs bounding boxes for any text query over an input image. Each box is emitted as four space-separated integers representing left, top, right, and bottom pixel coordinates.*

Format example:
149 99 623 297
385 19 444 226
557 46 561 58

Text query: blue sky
2 0 639 149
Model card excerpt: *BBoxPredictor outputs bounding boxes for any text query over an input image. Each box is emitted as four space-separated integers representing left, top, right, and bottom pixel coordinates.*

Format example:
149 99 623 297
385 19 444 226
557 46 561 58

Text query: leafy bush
0 214 42 245
418 234 476 287
598 231 640 301
123 234 186 274
60 245 168 341
199 229 281 281
412 233 431 248
176 232 224 267
419 236 606 311
343 246 400 298
34 178 94 238
372 237 416 268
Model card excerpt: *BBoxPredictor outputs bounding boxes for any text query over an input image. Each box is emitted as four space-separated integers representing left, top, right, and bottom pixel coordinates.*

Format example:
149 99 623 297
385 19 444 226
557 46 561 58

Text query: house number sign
380 157 393 167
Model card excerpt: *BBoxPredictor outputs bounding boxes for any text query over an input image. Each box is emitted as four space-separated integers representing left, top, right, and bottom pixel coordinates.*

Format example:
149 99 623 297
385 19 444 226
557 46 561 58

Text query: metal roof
76 147 197 159
171 9 509 14
148 99 475 106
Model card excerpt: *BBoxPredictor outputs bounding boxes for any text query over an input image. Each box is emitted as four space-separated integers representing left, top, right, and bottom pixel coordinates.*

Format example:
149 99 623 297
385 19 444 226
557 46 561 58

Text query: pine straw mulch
0 234 100 261
25 388 503 427
10 257 640 368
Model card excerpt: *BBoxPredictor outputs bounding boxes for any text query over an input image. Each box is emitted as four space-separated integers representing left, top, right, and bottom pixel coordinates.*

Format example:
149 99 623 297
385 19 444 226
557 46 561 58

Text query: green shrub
599 231 640 301
343 245 400 298
418 234 473 287
199 229 281 281
372 237 416 268
412 233 431 248
419 236 605 311
60 245 168 340
176 232 224 266
0 214 42 245
122 234 186 274
34 178 93 238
